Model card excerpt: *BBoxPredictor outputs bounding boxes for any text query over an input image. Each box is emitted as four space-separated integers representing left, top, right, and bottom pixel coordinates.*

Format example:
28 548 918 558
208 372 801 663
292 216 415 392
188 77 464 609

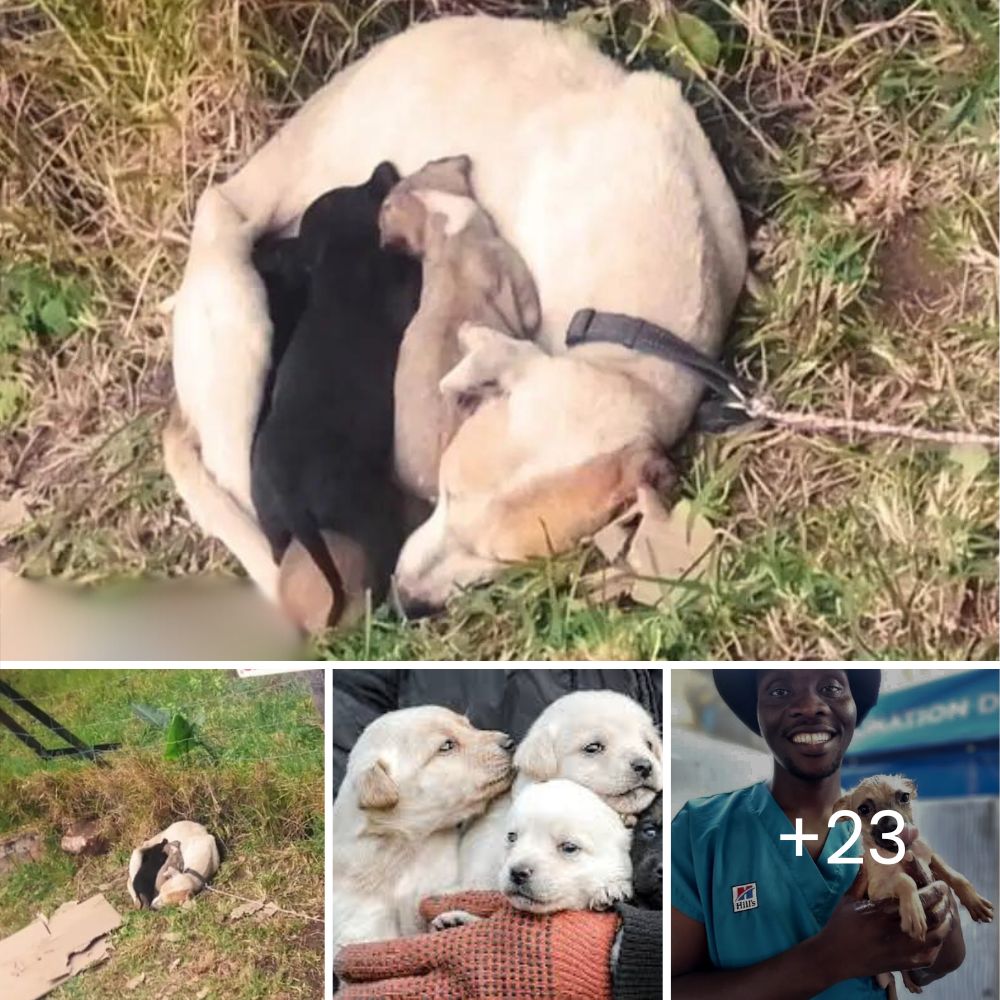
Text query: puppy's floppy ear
513 726 559 781
355 759 399 809
370 161 401 197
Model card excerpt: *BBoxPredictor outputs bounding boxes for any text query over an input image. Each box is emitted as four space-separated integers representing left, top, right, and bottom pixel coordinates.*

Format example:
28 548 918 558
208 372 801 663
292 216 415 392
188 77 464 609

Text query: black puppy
251 162 422 631
631 792 662 908
132 839 168 909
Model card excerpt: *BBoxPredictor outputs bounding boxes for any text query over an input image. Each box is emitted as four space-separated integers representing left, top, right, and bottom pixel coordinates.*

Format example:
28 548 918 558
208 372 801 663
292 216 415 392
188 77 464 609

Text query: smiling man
671 669 967 1000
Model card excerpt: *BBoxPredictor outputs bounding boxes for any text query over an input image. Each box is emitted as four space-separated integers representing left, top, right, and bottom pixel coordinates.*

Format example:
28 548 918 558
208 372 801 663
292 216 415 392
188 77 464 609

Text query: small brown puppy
155 841 185 892
379 155 540 500
835 774 993 996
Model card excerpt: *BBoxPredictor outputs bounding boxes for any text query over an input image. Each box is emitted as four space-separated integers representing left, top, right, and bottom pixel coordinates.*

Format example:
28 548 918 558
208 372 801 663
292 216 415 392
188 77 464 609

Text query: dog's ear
356 759 399 809
439 324 542 412
370 161 401 197
513 726 559 781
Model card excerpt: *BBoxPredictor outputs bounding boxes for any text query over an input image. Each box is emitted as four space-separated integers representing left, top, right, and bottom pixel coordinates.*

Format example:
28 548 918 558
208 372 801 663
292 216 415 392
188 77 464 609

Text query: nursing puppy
127 821 220 909
835 774 993 997
155 840 185 892
330 706 514 954
250 162 422 632
130 839 168 909
379 154 540 500
459 690 662 887
630 791 662 909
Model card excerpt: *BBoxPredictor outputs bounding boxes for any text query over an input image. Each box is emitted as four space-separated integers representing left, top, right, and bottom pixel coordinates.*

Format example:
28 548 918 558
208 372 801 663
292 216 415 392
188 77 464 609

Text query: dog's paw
965 892 993 922
430 909 480 931
901 970 923 994
900 898 927 942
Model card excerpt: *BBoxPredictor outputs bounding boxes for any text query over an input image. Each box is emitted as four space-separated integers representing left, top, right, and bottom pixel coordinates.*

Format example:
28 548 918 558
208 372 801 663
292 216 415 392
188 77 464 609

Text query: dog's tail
163 405 280 601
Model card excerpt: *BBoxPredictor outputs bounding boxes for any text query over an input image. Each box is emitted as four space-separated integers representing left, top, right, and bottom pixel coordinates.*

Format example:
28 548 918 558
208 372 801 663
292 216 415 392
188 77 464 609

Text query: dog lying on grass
379 154 540 500
128 821 220 910
834 774 994 996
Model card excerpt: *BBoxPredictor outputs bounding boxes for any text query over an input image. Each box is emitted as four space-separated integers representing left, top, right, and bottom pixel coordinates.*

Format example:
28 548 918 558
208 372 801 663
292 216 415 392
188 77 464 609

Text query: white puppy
331 706 514 954
501 780 632 912
459 691 661 887
127 820 220 909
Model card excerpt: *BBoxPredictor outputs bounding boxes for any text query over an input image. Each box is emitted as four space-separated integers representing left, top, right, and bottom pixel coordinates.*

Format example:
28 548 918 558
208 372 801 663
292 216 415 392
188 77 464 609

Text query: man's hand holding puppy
813 879 959 984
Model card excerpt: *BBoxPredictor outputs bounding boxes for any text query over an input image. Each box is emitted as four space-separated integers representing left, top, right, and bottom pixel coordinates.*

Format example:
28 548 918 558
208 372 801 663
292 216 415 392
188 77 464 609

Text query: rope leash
567 310 999 450
737 390 999 448
200 883 325 924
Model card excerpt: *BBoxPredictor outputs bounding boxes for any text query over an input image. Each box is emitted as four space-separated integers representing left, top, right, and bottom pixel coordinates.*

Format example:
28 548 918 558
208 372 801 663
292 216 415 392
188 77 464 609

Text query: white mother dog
167 15 746 610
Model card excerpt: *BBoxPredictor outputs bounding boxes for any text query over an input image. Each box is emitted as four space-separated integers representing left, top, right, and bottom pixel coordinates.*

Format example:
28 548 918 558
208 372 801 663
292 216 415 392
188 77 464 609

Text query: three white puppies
501 780 632 913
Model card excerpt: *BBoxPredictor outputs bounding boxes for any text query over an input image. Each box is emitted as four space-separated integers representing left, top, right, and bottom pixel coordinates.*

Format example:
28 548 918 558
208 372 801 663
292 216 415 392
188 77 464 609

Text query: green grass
0 669 323 1000
1 0 997 659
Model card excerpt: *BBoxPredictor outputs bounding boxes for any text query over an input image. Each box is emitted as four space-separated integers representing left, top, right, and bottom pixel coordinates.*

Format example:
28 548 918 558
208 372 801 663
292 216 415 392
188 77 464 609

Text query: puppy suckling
630 791 662 909
330 706 515 954
127 821 220 910
251 162 422 633
458 690 662 888
835 774 993 996
378 154 540 500
131 838 169 909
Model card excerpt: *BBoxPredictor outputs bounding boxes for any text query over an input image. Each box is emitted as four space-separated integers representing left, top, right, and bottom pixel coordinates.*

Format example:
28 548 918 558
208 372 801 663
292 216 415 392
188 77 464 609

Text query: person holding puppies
672 669 967 1000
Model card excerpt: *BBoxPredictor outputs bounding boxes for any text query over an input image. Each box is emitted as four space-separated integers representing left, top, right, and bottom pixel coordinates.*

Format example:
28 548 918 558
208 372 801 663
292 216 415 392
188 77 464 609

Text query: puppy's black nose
499 735 515 752
631 757 653 779
509 866 532 886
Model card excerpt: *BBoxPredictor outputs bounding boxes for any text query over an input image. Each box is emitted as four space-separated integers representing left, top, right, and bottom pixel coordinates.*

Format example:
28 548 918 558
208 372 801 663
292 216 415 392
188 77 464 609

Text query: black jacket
331 668 663 797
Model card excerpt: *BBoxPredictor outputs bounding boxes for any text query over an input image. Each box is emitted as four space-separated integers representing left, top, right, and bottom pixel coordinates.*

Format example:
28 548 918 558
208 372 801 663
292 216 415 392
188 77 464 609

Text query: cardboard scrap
0 893 122 1000
583 486 716 608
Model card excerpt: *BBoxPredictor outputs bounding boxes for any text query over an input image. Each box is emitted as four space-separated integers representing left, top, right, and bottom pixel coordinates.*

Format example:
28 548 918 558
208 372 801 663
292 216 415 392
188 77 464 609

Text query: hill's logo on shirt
732 882 758 912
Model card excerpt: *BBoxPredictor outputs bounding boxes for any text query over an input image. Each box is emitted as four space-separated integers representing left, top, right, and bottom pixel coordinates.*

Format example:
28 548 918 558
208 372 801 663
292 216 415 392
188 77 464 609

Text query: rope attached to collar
566 309 998 449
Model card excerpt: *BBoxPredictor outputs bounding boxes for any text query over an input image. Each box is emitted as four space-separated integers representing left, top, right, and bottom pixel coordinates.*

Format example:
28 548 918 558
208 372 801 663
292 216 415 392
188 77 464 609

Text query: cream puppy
459 690 661 888
501 780 632 912
331 706 514 954
127 820 220 909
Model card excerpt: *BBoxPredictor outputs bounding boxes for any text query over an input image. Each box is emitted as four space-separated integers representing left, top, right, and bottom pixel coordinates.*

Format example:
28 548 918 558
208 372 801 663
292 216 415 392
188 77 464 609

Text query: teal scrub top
672 781 887 999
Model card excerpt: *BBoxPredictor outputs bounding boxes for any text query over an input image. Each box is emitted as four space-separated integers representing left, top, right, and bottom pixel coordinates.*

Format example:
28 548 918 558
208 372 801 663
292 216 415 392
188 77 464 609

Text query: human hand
334 890 620 1000
816 881 954 982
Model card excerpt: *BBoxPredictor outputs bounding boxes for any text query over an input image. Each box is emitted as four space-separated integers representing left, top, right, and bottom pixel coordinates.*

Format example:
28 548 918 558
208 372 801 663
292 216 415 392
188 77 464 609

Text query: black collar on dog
183 866 208 888
566 309 756 431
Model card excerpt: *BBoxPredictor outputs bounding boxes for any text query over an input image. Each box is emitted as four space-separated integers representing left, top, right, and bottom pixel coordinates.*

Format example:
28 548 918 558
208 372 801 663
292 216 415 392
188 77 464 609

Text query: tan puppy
155 841 184 891
834 774 993 995
380 155 540 500
331 707 515 955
